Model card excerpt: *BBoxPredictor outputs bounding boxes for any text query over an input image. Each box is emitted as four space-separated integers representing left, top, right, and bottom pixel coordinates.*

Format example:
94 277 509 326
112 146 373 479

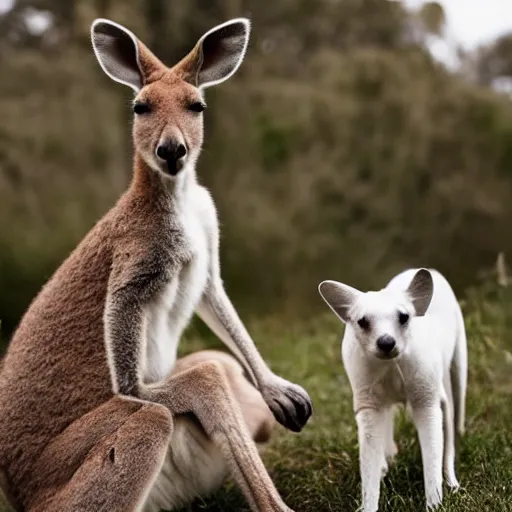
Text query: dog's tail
451 304 468 437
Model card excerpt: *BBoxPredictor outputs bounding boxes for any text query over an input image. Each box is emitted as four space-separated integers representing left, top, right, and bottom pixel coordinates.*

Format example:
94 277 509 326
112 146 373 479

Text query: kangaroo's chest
142 208 210 384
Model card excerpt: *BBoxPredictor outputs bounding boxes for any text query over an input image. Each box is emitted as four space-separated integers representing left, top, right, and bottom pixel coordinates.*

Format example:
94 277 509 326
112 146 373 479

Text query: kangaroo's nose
156 142 187 161
156 141 187 175
376 334 396 354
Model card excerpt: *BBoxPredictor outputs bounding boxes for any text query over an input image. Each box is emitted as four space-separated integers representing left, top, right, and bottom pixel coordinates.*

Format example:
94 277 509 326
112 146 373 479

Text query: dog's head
318 269 433 360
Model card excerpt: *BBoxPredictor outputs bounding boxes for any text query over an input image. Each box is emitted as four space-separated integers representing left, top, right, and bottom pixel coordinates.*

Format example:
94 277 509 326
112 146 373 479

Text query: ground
179 279 512 512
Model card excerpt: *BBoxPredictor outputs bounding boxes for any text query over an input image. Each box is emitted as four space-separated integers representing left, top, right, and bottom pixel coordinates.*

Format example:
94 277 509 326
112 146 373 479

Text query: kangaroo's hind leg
145 350 276 512
27 397 173 512
143 356 293 511
172 350 275 443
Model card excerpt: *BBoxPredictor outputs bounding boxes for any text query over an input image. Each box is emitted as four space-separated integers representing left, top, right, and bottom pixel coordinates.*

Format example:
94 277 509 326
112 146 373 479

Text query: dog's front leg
411 403 444 509
356 408 387 512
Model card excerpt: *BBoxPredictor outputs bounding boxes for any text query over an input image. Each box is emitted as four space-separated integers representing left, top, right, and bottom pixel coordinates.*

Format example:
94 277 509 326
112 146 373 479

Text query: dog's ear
318 280 361 323
406 268 434 316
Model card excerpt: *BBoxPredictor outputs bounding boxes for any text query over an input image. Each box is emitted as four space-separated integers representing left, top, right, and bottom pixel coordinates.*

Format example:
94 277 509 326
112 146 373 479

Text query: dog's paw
425 489 443 510
447 478 460 492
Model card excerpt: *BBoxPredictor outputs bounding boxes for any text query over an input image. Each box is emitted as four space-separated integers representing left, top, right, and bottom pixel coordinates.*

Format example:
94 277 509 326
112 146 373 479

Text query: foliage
1 1 512 335
472 33 512 85
416 1 446 37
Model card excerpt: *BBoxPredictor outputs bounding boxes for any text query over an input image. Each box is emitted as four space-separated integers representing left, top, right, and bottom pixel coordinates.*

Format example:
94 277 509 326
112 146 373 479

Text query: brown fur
0 18 302 512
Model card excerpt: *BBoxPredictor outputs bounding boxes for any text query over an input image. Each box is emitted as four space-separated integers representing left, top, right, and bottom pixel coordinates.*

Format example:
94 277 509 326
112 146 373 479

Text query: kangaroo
318 268 467 511
0 18 312 512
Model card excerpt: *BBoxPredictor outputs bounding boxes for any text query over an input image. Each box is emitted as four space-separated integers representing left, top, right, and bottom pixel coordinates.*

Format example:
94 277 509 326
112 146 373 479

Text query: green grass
180 279 512 512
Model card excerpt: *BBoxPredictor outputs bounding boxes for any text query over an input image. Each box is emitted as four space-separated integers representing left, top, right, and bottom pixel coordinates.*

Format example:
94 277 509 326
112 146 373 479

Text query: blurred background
1 0 512 342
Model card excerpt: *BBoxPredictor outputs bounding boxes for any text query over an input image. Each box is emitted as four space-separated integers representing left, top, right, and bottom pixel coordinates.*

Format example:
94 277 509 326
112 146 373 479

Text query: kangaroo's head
91 18 250 177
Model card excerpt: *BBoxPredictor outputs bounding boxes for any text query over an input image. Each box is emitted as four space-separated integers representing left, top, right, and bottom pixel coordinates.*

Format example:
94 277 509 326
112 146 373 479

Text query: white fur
138 182 225 507
319 268 468 512
142 185 210 384
137 172 288 508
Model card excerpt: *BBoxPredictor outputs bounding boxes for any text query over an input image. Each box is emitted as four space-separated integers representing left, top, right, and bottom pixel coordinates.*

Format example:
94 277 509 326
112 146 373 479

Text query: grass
179 278 512 512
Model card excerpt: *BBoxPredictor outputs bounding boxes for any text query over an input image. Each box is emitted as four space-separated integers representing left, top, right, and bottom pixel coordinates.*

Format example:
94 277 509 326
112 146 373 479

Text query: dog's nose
376 334 396 354
156 142 187 161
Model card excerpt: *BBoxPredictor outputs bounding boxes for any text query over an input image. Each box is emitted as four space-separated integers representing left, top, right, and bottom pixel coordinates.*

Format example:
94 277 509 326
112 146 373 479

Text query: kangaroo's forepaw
261 375 313 432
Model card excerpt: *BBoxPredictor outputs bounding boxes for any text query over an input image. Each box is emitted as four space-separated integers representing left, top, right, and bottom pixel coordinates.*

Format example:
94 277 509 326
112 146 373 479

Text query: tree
474 33 512 86
417 1 446 37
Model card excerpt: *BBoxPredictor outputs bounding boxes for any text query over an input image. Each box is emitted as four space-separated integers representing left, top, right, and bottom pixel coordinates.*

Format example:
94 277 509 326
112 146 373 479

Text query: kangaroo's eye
133 102 151 115
398 312 410 325
189 102 206 113
357 316 370 330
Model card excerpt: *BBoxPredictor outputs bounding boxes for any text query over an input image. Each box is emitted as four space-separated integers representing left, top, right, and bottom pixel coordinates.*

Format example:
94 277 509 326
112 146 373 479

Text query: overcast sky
405 0 512 48
403 0 512 68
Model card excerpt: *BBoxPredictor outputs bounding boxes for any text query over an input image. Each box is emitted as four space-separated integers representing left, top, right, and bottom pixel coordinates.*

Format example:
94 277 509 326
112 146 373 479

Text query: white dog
318 268 467 511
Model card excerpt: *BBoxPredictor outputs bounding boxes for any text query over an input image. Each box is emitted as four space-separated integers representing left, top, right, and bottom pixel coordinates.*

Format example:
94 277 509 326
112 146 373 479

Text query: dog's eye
357 316 370 329
133 102 151 115
189 101 206 113
398 312 410 325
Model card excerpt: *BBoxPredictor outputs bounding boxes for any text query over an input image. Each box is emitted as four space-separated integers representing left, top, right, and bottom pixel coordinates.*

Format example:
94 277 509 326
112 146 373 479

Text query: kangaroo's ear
175 18 250 89
406 268 434 316
91 18 164 91
318 280 362 324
